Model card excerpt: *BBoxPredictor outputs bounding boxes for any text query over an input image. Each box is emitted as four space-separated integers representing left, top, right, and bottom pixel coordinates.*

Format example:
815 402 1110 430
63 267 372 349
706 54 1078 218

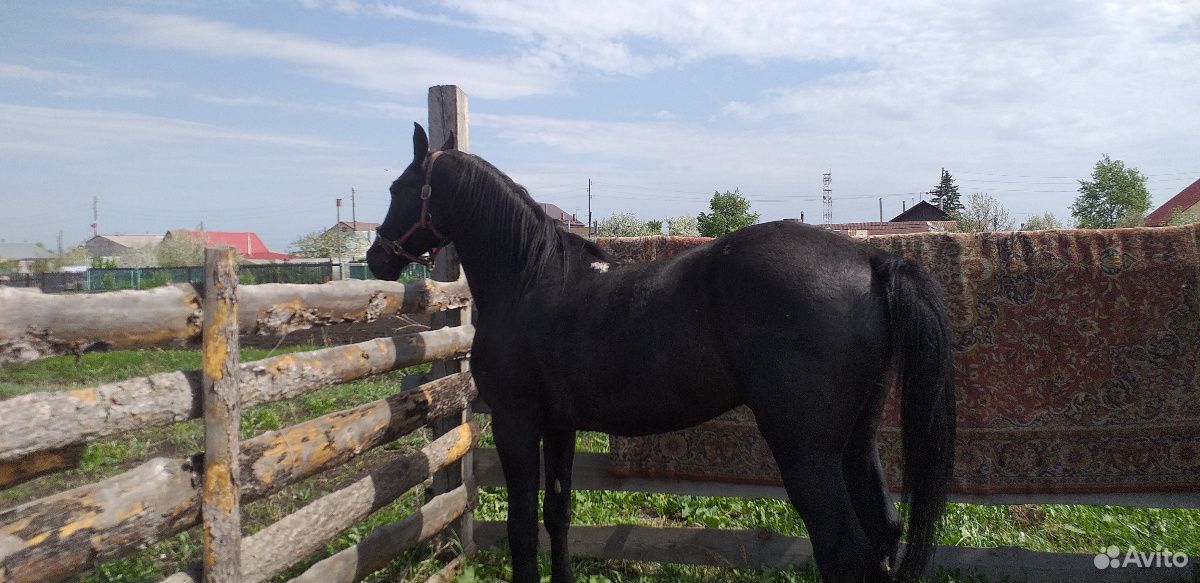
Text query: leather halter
374 150 451 267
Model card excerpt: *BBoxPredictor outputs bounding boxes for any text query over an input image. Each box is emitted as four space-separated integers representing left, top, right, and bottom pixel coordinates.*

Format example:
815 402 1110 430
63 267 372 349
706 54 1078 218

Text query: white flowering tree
597 212 652 237
666 214 700 236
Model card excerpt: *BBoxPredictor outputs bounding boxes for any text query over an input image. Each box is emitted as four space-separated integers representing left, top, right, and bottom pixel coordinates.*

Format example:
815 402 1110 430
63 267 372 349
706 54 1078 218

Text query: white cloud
0 104 352 151
0 62 159 98
100 11 567 99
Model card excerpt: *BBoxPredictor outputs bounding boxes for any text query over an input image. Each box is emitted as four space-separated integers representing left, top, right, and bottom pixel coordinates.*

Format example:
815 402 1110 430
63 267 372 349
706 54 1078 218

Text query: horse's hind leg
543 428 577 583
744 377 871 583
843 403 902 583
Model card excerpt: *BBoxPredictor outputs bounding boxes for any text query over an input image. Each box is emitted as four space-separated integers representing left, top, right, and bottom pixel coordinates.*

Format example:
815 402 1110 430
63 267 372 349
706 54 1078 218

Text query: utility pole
879 198 883 222
822 171 833 224
351 188 357 230
587 179 592 237
91 196 98 237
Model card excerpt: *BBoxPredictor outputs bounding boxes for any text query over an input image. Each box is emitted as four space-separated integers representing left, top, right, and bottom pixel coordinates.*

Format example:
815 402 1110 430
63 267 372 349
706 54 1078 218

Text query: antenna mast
822 171 833 224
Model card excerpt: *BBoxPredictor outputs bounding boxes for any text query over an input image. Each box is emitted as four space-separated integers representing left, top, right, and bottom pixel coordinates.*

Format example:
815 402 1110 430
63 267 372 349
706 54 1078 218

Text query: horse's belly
562 365 740 436
577 399 739 436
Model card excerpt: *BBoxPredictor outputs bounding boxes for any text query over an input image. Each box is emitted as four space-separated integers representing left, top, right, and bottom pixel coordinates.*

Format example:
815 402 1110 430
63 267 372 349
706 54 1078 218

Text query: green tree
1167 208 1200 226
597 212 651 237
118 245 159 268
697 189 758 237
1070 155 1152 229
1113 209 1147 228
667 214 700 236
645 219 664 234
930 169 963 213
157 232 206 266
292 229 354 258
57 244 90 267
1020 212 1064 231
954 192 1014 232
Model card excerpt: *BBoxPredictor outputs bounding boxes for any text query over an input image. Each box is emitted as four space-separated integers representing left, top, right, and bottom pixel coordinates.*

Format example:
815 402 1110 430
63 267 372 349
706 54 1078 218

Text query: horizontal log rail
0 325 475 481
159 421 478 583
474 522 1198 583
473 448 1200 509
289 481 474 583
0 373 476 583
0 276 472 367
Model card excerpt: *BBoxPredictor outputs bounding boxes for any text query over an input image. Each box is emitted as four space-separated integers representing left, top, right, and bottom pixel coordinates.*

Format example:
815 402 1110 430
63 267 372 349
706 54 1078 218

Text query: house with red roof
1144 177 1200 226
165 229 291 261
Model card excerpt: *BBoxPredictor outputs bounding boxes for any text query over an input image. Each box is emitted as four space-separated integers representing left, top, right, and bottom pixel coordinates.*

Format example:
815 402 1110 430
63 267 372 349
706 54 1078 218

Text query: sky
1 1 1198 252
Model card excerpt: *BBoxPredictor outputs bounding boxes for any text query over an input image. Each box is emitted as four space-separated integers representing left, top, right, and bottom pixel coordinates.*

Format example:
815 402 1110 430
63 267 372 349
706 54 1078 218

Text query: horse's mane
439 152 610 293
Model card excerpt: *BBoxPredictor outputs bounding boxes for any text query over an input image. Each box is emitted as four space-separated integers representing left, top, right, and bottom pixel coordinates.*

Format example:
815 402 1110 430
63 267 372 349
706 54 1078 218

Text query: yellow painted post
201 246 241 583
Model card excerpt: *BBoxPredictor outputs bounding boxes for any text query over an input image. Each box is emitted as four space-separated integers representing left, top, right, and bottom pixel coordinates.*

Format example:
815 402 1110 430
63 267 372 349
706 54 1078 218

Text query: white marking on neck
590 261 610 273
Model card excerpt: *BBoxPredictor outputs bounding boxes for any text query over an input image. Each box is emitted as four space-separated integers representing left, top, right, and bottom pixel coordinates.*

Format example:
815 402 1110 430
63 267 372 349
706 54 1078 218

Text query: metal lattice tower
822 171 833 224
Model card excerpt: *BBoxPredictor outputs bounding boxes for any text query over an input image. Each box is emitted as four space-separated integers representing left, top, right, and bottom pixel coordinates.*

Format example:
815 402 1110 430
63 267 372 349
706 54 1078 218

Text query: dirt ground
238 313 432 349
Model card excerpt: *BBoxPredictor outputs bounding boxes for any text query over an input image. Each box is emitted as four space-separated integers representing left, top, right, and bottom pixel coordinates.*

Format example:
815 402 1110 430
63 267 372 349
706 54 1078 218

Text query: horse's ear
439 131 456 151
412 123 429 164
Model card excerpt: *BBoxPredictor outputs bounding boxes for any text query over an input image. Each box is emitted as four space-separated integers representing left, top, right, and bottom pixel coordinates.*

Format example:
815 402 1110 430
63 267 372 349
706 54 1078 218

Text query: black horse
368 124 956 583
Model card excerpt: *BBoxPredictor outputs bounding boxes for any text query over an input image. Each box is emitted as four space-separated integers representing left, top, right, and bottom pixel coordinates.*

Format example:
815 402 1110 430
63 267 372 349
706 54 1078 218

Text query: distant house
0 242 55 274
1144 177 1200 226
797 200 956 238
813 220 952 238
537 203 588 236
84 234 164 260
166 230 291 261
325 221 380 260
891 200 955 223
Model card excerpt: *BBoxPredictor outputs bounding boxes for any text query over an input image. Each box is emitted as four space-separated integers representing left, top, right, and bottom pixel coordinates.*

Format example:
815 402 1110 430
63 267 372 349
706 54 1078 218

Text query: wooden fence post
201 246 241 582
426 84 475 556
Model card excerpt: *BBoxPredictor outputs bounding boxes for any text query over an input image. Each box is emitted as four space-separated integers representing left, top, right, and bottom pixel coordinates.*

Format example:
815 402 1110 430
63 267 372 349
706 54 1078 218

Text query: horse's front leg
543 428 577 583
493 411 543 583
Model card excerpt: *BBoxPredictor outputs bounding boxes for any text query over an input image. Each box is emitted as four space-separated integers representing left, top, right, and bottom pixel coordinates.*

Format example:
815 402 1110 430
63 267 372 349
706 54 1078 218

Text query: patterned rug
601 225 1200 494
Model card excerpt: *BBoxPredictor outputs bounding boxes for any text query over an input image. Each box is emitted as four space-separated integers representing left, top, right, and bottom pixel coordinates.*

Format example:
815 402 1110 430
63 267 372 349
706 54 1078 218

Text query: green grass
3 349 1199 583
0 346 309 399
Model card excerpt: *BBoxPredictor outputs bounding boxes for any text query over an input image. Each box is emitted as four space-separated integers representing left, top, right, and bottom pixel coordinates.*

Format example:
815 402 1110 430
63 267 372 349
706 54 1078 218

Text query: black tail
873 254 957 582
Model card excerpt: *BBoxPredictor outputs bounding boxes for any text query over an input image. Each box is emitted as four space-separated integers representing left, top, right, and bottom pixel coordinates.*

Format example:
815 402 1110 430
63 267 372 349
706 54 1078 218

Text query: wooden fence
3 85 1195 583
0 240 478 583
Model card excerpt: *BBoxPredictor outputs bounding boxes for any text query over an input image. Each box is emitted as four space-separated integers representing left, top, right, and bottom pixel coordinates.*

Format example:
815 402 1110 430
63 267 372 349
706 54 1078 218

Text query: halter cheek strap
375 150 451 267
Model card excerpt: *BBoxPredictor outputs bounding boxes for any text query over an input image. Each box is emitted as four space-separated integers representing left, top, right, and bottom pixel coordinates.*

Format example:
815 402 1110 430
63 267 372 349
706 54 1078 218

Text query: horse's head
367 122 455 280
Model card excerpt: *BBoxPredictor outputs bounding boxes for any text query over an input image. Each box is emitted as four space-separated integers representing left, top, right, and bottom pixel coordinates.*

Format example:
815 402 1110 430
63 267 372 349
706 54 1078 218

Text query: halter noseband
374 150 451 267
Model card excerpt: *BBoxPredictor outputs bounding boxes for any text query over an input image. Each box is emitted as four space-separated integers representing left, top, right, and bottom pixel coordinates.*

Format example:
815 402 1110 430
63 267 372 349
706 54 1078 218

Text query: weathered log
288 482 473 583
0 325 475 465
0 446 84 489
199 247 241 583
423 554 467 583
0 276 471 367
0 373 475 583
237 372 476 500
159 422 478 583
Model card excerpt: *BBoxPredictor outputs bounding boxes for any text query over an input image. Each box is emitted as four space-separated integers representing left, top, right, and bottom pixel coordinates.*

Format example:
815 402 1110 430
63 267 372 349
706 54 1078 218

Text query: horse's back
704 221 893 386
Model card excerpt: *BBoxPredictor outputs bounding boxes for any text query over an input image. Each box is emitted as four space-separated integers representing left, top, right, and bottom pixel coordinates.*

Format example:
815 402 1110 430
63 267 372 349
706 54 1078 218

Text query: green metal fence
84 262 428 291
87 263 334 291
346 262 430 281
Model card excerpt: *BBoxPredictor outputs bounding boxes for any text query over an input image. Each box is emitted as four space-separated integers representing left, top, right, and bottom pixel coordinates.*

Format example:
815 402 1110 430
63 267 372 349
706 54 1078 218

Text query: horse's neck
441 178 565 308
